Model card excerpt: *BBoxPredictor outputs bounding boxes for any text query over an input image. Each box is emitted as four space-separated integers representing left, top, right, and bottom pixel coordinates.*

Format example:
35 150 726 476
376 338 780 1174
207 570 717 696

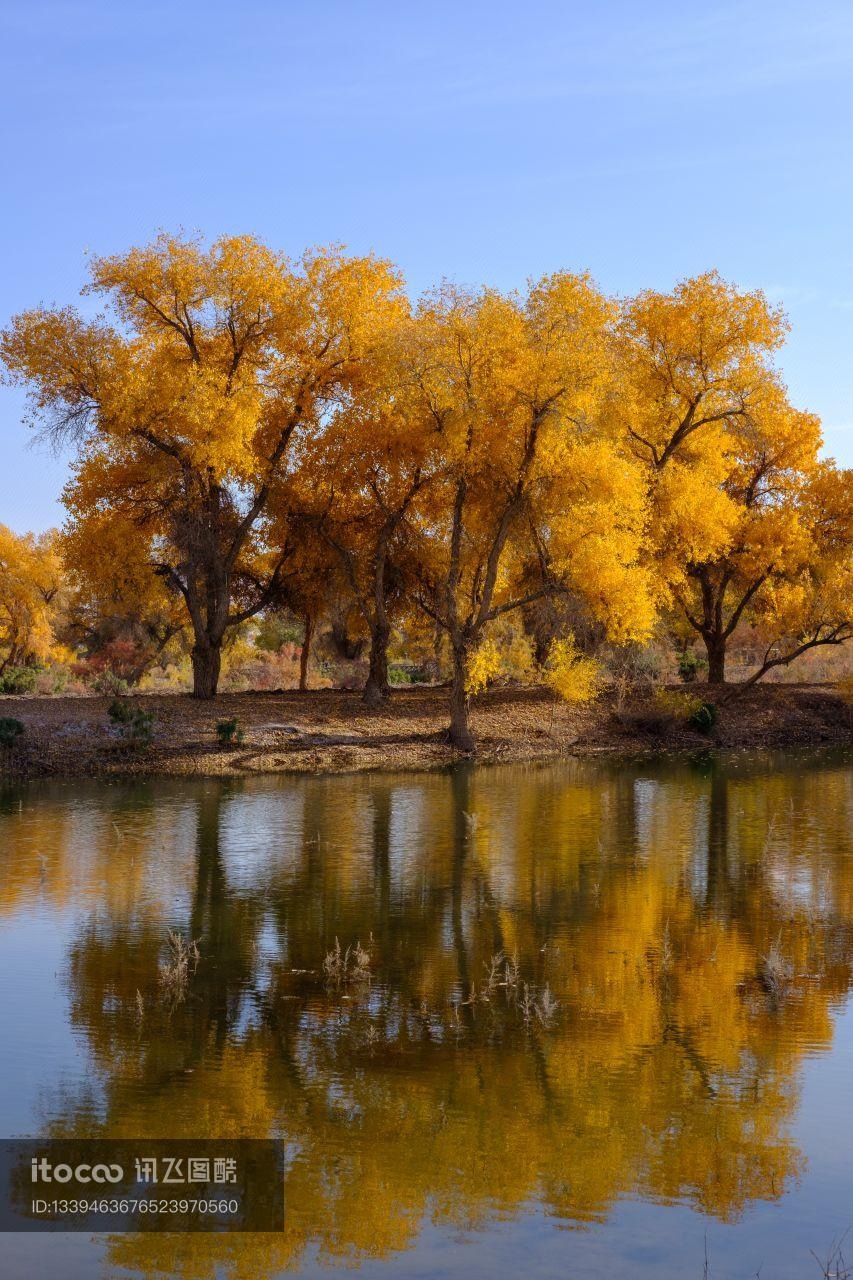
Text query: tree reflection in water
1 752 850 1276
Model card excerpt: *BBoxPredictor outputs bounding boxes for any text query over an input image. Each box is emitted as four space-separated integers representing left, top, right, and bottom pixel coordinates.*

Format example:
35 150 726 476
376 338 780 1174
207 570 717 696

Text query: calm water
0 752 851 1279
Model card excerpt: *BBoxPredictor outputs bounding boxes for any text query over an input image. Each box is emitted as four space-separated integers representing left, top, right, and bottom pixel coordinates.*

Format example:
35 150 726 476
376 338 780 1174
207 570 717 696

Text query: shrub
215 718 244 745
606 642 662 687
0 717 24 748
218 641 315 692
82 638 151 686
139 658 192 694
677 649 707 683
605 642 663 712
544 636 601 705
388 661 429 687
387 662 413 687
688 701 718 733
253 614 304 652
108 698 155 748
108 698 134 725
34 664 70 695
0 666 38 694
92 669 131 697
623 688 705 737
653 688 704 721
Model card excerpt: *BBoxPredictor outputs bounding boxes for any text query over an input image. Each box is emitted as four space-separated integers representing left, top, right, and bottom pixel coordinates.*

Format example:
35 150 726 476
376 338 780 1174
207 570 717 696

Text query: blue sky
1 0 852 533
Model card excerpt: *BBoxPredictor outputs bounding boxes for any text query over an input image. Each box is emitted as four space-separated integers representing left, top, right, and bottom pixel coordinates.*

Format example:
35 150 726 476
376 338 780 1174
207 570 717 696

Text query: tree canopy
1 237 850 745
1 234 405 696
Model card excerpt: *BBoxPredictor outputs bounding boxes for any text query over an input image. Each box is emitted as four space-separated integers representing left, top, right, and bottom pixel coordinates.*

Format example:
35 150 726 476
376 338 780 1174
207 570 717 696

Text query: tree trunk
704 634 726 684
299 613 313 692
363 624 390 707
449 642 475 752
191 640 222 699
705 767 732 915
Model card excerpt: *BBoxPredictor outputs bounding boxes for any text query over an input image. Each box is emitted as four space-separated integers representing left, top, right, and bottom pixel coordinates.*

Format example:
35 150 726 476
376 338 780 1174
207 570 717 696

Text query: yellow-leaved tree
0 524 62 682
404 276 653 750
615 270 848 681
669 387 852 683
0 234 405 696
284 314 444 705
618 270 788 475
59 502 187 685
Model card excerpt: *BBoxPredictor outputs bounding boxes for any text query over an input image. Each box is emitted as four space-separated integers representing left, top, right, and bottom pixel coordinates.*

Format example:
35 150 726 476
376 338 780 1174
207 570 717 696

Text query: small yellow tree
615 271 851 681
544 636 601 704
59 507 185 684
667 391 852 683
0 525 62 679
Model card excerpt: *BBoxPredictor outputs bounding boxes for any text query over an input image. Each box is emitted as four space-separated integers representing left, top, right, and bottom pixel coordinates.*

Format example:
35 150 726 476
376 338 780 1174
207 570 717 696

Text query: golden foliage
465 638 504 695
652 687 704 721
0 524 62 674
0 242 849 715
544 635 601 704
0 234 406 696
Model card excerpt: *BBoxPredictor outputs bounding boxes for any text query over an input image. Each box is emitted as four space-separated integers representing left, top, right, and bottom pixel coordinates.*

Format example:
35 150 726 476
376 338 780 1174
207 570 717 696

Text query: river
0 751 851 1278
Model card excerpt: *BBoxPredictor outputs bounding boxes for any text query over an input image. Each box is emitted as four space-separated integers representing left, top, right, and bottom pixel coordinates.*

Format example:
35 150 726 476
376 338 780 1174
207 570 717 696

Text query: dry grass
483 949 520 993
158 930 200 1002
519 982 559 1027
811 1230 851 1279
322 937 372 987
759 936 794 1005
699 1228 852 1278
446 949 559 1031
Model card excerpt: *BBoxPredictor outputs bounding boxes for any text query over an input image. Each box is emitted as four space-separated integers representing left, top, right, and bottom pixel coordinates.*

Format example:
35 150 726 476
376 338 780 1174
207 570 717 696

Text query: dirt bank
0 683 848 780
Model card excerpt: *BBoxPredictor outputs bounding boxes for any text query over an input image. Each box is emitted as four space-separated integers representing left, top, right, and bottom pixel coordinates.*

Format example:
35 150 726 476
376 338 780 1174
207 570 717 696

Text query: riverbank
0 682 848 779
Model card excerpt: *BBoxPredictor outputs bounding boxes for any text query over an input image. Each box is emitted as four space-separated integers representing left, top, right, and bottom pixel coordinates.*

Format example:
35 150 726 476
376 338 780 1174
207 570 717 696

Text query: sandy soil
0 682 849 780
